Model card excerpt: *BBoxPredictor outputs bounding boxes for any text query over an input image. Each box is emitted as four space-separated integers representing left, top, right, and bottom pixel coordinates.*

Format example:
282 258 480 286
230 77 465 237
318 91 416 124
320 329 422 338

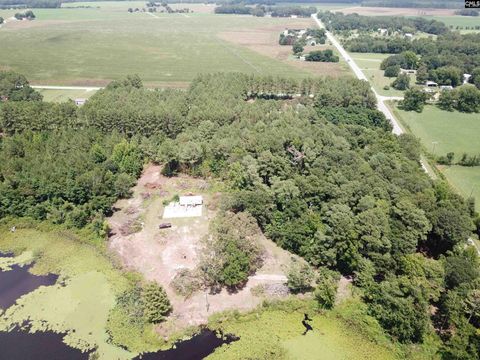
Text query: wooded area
1 71 479 358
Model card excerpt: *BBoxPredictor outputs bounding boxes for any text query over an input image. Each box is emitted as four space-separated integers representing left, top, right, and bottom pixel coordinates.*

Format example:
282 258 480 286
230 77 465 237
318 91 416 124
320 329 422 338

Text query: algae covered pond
0 249 235 360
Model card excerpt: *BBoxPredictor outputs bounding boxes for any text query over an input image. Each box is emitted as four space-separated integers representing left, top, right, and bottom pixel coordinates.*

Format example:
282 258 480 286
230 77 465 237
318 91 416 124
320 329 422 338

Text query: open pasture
349 52 409 96
392 104 480 210
0 2 349 87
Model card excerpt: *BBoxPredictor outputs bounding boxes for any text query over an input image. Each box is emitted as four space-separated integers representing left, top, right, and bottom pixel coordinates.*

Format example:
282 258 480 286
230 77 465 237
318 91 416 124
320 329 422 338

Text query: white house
440 85 453 91
463 73 472 85
404 33 413 39
426 80 438 87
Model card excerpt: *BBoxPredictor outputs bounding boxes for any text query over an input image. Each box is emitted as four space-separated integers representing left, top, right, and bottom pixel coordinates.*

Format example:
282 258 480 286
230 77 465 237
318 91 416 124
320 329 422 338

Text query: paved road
312 14 404 135
311 14 480 254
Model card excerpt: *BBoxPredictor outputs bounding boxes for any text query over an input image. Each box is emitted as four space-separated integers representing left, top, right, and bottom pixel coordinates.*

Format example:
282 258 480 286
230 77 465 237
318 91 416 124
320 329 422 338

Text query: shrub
171 269 202 298
286 259 315 293
314 280 337 309
384 65 400 78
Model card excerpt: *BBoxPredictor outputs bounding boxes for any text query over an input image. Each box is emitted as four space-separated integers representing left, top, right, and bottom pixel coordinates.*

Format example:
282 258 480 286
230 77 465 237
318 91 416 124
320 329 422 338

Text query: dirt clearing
108 164 293 333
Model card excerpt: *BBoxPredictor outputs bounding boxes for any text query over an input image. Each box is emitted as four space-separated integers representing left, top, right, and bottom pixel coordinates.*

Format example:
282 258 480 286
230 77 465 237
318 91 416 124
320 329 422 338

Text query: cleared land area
391 104 480 210
0 2 349 87
108 164 293 332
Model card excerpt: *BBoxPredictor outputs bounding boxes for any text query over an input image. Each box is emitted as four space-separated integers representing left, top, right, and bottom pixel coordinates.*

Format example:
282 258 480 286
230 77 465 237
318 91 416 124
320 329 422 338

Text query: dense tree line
351 32 480 78
305 49 339 62
438 85 480 113
0 0 60 8
455 9 479 16
0 129 145 229
214 4 315 17
361 0 464 8
318 10 450 35
0 71 42 102
1 72 478 356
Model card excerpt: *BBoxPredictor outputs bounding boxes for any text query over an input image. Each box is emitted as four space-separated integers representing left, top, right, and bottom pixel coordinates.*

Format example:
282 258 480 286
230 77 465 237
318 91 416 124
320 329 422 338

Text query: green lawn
441 166 480 210
0 4 315 87
392 105 480 158
349 52 411 96
391 104 480 210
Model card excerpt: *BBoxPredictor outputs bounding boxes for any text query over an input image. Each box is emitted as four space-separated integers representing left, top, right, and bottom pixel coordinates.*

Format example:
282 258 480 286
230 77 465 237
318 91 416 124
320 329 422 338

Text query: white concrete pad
163 202 202 219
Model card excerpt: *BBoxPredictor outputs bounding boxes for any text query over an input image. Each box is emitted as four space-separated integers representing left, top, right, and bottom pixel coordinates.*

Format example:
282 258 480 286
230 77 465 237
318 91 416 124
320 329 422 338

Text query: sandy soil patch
218 19 349 78
338 6 456 16
108 164 293 333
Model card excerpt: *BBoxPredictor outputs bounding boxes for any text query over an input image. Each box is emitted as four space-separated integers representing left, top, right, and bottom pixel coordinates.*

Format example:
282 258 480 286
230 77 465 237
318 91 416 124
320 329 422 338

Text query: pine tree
142 283 172 323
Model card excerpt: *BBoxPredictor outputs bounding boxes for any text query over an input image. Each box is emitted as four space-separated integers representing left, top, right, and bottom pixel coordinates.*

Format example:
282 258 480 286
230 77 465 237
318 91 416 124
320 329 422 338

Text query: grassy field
441 166 480 210
391 104 480 210
0 2 352 87
392 105 480 158
349 52 412 96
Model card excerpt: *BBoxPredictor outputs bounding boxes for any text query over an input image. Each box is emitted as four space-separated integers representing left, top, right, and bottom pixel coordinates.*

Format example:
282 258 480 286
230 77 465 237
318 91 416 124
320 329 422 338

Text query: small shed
404 33 413 39
440 85 453 91
463 73 472 84
426 81 438 87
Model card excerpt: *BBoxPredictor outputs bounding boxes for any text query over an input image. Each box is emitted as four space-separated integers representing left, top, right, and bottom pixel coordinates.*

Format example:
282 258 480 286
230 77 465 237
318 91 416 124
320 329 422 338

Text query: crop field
0 2 350 87
391 104 480 210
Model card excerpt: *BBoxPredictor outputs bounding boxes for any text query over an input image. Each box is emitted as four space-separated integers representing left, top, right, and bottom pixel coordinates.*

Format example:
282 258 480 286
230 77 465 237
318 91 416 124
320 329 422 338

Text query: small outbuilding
75 98 86 106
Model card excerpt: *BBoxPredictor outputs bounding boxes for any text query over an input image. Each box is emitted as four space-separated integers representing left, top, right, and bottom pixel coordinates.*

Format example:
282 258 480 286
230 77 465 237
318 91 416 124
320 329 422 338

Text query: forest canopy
0 73 478 357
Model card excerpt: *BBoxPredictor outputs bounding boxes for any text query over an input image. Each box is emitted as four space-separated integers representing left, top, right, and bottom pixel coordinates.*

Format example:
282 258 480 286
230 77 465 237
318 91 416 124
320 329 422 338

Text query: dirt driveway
108 164 293 333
